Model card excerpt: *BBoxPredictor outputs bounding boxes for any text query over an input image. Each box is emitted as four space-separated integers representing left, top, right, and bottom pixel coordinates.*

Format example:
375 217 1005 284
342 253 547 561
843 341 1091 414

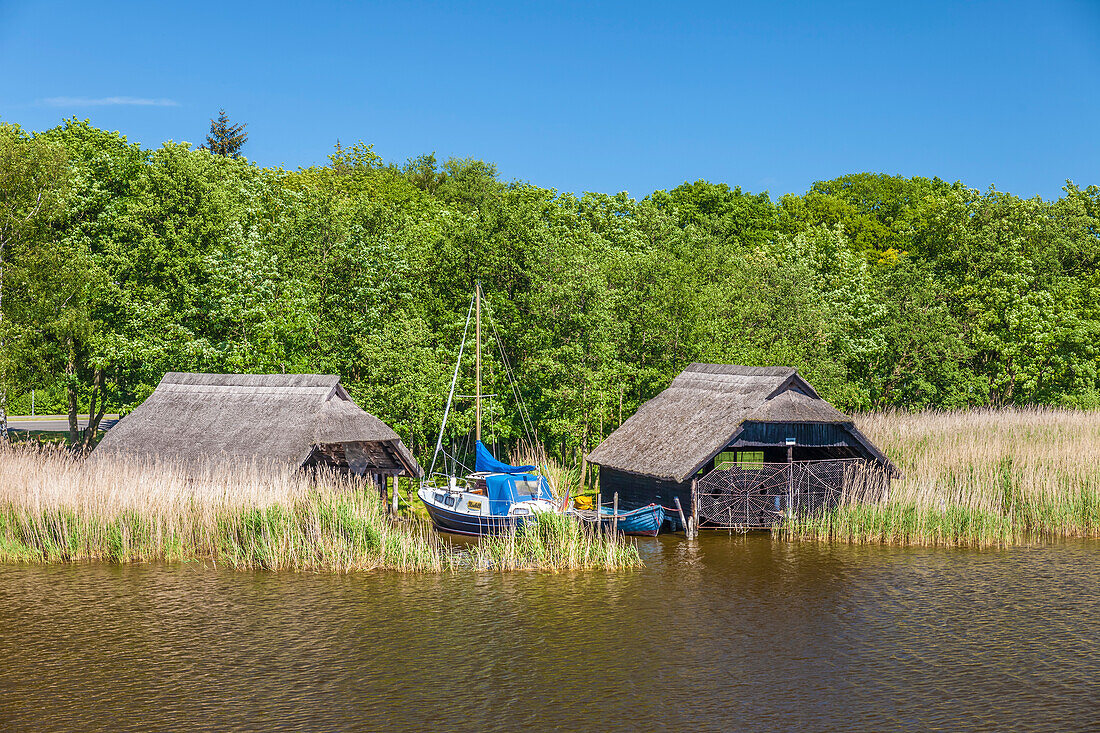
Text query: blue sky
2 0 1098 199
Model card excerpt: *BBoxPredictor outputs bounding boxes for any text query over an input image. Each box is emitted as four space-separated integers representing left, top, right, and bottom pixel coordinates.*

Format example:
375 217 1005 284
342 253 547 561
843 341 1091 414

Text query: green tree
202 109 248 158
650 180 779 250
6 118 1100 460
0 123 70 440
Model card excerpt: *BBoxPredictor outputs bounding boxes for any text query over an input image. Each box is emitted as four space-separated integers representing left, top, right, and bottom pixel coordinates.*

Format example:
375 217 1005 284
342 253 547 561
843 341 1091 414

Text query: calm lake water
1 535 1097 732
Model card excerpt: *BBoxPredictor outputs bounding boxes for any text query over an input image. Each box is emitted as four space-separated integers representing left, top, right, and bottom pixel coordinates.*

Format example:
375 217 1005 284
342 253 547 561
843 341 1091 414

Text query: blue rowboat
592 503 664 536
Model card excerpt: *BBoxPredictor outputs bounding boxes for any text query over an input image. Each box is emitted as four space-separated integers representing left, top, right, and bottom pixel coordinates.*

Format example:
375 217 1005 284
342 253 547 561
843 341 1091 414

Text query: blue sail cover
475 440 536 474
485 473 554 515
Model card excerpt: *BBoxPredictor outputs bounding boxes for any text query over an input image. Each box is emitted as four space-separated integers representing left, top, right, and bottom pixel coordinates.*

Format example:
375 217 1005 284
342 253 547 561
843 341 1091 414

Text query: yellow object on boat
573 495 593 510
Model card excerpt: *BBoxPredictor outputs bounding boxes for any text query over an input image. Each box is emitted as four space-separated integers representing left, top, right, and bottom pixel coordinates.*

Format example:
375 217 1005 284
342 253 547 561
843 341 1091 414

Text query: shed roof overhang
678 420 902 482
312 439 423 478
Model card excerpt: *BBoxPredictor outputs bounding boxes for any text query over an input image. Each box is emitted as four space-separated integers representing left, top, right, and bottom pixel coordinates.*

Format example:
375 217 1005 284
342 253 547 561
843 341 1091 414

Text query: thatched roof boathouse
94 373 422 481
586 364 897 530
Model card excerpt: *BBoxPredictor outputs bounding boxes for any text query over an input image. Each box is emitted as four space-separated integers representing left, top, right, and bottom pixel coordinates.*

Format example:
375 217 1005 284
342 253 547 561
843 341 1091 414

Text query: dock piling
595 491 602 536
674 496 695 539
612 492 619 536
691 478 700 534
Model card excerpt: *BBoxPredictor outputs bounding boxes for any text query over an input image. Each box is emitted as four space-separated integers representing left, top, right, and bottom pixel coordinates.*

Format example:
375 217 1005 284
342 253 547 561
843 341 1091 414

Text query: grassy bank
0 446 640 572
781 409 1100 546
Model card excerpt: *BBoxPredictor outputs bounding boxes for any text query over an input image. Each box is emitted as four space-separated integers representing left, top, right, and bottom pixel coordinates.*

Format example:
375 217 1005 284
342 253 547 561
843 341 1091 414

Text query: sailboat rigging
418 282 664 537
417 282 559 536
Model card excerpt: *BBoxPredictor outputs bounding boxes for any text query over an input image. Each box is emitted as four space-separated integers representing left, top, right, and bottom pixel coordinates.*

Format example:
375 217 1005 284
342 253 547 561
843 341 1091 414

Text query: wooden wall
733 421 862 449
598 467 692 519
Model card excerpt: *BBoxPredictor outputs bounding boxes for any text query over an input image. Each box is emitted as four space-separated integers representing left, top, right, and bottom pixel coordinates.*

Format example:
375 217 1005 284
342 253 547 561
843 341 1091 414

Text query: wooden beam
691 478 699 533
595 491 601 537
612 492 619 536
674 496 690 538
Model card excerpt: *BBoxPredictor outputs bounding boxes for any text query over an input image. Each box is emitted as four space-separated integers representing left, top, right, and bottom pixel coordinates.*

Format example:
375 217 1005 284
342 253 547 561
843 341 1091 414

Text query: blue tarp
485 472 554 515
475 440 535 474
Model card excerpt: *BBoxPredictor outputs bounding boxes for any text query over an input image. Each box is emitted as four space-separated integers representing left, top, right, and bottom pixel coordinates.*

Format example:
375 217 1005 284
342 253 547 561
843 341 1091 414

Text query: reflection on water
1 536 1097 732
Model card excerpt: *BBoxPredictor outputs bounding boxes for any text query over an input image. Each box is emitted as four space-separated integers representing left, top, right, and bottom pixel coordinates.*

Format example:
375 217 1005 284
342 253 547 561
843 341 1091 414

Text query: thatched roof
587 364 892 482
94 372 422 476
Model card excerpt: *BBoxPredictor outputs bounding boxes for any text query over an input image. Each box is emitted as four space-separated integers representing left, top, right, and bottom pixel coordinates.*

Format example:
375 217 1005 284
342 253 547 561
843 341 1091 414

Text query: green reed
472 512 643 571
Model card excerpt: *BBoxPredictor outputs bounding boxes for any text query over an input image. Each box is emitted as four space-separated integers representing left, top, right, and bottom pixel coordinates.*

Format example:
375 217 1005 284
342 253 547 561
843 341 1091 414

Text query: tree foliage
201 109 248 158
4 121 1100 458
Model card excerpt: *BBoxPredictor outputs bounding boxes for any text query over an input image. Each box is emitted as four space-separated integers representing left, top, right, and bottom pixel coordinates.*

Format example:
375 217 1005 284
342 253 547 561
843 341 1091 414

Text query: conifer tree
202 109 248 157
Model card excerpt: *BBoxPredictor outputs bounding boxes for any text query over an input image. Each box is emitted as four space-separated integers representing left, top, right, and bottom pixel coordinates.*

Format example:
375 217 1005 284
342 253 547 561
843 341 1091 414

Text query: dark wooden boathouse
586 364 898 529
94 373 422 486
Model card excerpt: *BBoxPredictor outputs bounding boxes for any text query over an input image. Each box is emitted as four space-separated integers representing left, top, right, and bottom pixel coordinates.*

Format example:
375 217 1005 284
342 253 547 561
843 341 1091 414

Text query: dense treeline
2 118 1099 460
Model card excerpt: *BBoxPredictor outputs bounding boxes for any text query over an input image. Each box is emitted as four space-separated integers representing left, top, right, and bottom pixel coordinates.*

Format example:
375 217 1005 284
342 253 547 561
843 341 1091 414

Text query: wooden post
674 496 689 537
391 475 400 515
691 479 700 536
595 491 602 536
787 444 794 516
612 492 619 536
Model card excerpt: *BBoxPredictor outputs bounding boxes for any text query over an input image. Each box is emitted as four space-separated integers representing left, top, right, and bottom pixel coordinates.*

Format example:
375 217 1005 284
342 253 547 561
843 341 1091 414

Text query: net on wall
695 459 884 528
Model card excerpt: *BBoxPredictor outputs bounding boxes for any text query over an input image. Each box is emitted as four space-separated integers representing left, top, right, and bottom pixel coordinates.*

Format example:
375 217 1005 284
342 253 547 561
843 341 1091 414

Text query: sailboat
417 283 561 536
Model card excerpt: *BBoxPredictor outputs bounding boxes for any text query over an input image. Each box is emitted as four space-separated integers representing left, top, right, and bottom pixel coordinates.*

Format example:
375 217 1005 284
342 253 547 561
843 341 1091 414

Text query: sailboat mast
475 281 482 442
427 292 475 480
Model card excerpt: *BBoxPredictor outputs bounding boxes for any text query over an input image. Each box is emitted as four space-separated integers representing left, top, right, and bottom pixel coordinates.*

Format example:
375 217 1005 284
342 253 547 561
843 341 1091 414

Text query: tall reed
0 445 639 571
509 441 581 503
781 408 1100 546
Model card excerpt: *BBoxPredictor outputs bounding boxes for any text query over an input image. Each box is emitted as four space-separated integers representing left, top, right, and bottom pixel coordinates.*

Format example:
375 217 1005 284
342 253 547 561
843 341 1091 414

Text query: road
5 415 120 433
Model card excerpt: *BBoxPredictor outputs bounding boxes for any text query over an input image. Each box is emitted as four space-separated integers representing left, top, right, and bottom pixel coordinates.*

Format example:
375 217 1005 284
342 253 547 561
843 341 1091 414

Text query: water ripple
0 538 1097 732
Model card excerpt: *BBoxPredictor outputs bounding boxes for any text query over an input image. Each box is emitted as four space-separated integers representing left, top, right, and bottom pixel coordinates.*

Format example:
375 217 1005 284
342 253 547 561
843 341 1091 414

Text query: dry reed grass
0 445 639 571
509 442 581 504
782 408 1100 546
